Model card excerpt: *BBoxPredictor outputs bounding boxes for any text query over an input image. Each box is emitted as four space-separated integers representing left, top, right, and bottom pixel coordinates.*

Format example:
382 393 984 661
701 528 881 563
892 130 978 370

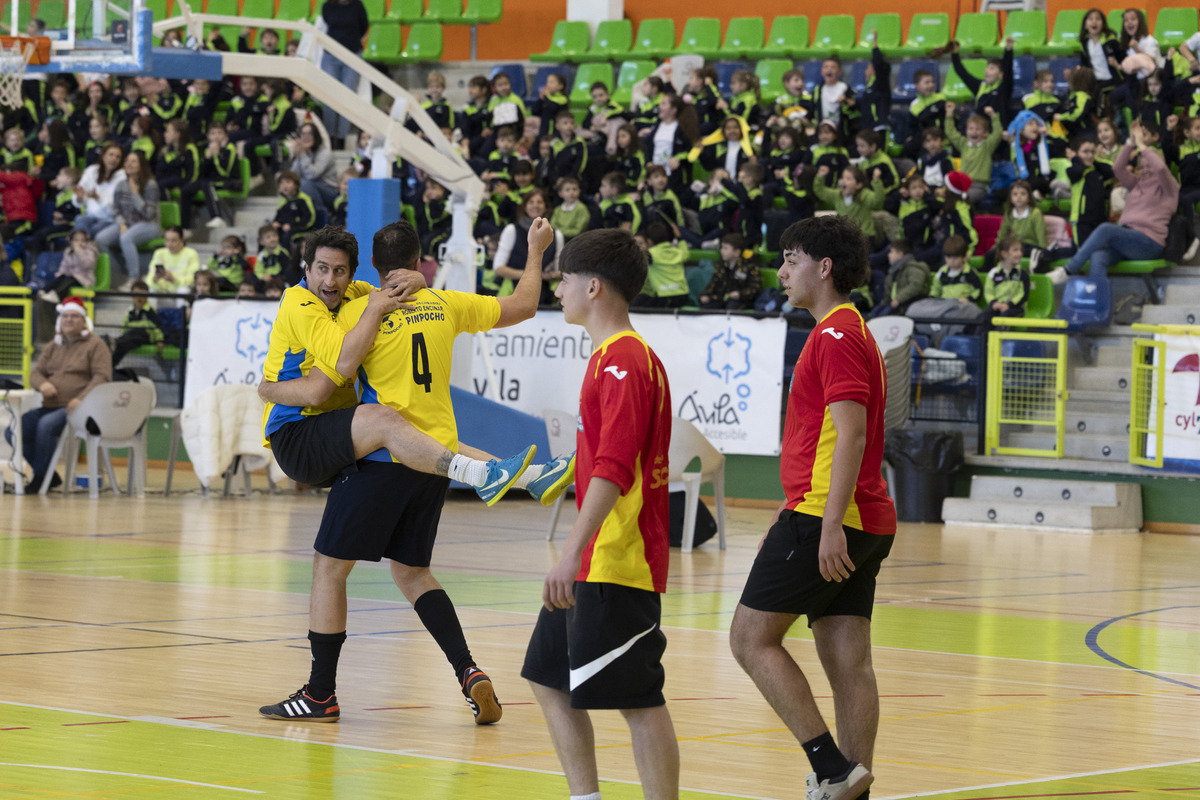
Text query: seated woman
491 189 565 305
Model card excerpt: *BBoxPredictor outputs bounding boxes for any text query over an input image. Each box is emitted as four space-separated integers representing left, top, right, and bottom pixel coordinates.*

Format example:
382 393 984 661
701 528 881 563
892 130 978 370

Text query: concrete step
1067 388 1129 405
1095 345 1132 367
1069 366 1132 392
1064 410 1130 436
1140 304 1200 326
943 475 1142 532
1163 284 1200 305
1005 430 1128 461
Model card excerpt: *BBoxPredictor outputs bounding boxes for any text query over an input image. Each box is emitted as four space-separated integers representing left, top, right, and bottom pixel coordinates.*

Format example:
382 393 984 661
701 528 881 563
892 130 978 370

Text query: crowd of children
4 9 1200 323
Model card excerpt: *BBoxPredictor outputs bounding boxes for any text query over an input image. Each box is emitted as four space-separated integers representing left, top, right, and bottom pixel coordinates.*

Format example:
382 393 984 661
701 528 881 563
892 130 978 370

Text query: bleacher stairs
942 475 1143 533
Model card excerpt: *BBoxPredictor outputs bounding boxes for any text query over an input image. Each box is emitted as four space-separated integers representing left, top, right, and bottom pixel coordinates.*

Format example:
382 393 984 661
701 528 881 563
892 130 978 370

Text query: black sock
306 630 346 699
413 589 475 682
802 731 852 782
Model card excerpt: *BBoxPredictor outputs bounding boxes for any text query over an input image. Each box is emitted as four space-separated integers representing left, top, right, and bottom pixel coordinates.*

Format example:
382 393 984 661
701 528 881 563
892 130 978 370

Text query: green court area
888 760 1200 799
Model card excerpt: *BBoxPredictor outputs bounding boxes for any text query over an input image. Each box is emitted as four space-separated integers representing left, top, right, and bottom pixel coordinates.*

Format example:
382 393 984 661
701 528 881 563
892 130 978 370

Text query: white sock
447 454 489 487
513 463 543 490
570 794 601 800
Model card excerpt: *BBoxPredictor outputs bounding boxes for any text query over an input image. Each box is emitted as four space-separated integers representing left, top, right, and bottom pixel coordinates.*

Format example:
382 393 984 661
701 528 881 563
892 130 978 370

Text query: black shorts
269 407 357 488
521 582 666 710
739 510 893 625
313 460 450 565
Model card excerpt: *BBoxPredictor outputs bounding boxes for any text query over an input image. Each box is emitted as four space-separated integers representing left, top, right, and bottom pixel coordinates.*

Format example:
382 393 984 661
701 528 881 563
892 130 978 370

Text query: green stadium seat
719 17 766 59
462 0 502 25
569 62 613 108
755 58 794 99
387 0 423 23
1026 273 1054 319
424 0 462 24
578 19 632 63
398 22 443 61
1032 9 1084 56
896 12 950 56
218 159 252 200
361 0 386 22
942 58 985 103
1153 7 1198 48
93 254 111 292
985 9 1046 56
796 14 855 59
363 21 402 62
531 20 590 62
955 12 999 54
139 202 180 253
242 0 274 27
629 18 676 60
763 16 809 58
35 0 66 28
1110 260 1171 274
675 17 721 59
612 59 655 107
277 0 313 23
847 13 901 58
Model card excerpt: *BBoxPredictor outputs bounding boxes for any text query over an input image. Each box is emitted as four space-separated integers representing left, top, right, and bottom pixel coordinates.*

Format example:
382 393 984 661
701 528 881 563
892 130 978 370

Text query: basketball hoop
0 38 33 110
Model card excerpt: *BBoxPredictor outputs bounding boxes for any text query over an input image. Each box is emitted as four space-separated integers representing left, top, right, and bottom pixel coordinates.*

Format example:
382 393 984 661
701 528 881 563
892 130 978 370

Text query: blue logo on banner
235 313 273 363
707 327 752 384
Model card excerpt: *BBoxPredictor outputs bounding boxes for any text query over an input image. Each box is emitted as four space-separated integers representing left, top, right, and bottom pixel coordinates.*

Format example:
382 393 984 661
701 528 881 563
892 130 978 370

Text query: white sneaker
37 289 59 305
806 764 873 800
1028 248 1041 273
1047 266 1069 286
205 216 227 228
1183 237 1200 262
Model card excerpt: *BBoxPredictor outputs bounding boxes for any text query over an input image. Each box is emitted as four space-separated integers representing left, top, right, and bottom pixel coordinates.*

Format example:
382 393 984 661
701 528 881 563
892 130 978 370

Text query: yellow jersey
261 280 373 445
337 287 501 457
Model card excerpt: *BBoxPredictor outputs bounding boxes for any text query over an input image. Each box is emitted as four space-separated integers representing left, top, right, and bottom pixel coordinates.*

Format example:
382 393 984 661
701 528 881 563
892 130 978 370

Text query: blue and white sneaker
476 445 536 506
527 453 576 506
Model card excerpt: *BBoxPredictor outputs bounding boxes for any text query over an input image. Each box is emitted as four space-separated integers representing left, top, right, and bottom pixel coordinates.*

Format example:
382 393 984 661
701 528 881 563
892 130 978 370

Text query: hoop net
0 42 28 110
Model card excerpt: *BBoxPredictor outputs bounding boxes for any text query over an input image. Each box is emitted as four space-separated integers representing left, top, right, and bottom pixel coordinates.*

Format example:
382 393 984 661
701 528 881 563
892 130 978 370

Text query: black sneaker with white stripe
259 685 340 723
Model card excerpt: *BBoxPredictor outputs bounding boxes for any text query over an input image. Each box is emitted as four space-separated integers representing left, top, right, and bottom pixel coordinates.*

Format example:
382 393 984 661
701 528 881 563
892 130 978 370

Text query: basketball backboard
13 0 147 75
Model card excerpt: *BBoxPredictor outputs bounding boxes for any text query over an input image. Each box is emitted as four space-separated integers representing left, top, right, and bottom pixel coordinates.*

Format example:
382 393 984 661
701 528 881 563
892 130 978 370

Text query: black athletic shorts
269 407 357 488
521 582 667 710
739 510 893 624
313 460 450 564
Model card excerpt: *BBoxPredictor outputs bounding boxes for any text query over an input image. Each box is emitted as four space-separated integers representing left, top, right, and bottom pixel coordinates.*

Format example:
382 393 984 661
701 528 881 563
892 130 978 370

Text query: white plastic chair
668 416 726 553
543 408 578 541
41 381 155 498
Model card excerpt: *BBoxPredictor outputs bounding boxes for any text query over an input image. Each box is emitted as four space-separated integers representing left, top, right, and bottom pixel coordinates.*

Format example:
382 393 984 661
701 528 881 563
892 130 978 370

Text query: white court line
0 701 778 800
0 762 263 794
878 756 1200 799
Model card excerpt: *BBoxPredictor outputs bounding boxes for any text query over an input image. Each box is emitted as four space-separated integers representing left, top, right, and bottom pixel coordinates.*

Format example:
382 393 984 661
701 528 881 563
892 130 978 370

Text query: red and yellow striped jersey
783 303 896 535
575 331 673 593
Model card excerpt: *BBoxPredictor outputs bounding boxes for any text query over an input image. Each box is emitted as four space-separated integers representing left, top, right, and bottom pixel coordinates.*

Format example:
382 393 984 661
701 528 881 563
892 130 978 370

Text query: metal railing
0 287 33 388
985 318 1069 457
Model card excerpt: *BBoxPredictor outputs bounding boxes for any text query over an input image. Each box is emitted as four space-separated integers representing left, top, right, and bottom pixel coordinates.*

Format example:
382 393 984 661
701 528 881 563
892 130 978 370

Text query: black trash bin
885 430 964 523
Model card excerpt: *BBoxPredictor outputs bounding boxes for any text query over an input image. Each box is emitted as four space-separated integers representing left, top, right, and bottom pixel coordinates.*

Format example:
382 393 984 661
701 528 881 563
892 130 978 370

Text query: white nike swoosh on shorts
569 623 658 691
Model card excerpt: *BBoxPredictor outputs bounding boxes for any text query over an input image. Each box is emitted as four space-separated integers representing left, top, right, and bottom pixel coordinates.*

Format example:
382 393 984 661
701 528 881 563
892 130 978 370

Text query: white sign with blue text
184 298 277 410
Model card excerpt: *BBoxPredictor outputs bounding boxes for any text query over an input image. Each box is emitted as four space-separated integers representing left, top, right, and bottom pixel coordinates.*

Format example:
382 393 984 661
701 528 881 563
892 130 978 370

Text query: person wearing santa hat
4 296 111 491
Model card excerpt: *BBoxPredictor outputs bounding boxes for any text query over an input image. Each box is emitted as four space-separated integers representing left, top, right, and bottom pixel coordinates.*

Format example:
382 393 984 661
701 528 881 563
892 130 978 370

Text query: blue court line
1084 605 1200 690
928 583 1200 602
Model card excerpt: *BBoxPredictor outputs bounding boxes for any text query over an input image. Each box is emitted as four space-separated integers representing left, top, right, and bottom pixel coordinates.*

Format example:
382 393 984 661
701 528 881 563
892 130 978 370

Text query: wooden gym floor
2 472 1198 799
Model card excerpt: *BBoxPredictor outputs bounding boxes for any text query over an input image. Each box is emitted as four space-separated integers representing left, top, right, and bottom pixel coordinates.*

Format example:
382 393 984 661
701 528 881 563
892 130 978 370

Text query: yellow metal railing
0 287 33 388
985 319 1069 457
1130 324 1200 468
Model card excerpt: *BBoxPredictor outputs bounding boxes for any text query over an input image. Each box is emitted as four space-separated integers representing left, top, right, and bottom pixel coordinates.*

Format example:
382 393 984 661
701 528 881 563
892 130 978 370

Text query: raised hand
528 217 554 251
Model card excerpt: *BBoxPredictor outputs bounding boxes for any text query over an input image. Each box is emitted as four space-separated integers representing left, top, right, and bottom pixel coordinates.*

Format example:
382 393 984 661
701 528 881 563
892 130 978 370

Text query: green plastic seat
612 59 655 107
139 203 181 253
1032 9 1084 56
985 9 1046 56
462 0 501 24
847 13 901 58
942 58 985 103
1111 260 1171 274
955 12 998 54
424 0 462 24
361 0 386 22
755 58 794 99
797 14 855 59
363 21 402 62
1025 273 1054 319
578 19 631 62
675 17 721 59
35 0 66 28
386 0 423 23
569 63 614 108
217 159 252 200
398 22 443 61
93 254 111 292
895 12 950 56
629 18 676 60
277 0 313 22
531 20 590 62
763 15 809 57
719 17 765 59
1153 7 1198 48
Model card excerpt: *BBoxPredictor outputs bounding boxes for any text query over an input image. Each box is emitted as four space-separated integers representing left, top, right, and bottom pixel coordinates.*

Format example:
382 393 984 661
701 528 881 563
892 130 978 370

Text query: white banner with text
184 298 278 410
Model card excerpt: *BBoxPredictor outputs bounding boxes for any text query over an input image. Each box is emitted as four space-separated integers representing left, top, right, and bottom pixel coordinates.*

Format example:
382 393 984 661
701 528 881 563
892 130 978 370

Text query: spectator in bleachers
1136 68 1176 141
96 150 162 287
761 126 808 208
1024 70 1062 124
690 116 754 182
929 235 983 303
182 78 222 140
236 78 296 167
1051 68 1097 155
548 111 589 189
631 221 689 309
901 69 947 161
111 280 165 368
1095 118 1122 166
766 69 810 131
33 120 75 185
68 82 111 149
41 81 73 127
126 115 160 163
894 173 938 267
330 168 355 228
154 119 200 194
609 123 644 190
2 127 34 173
1078 9 1122 98
415 71 454 134
916 125 954 189
415 178 452 256
510 159 536 201
579 81 622 158
137 77 183 132
727 70 767 131
285 122 338 216
872 238 931 318
0 231 22 286
814 165 885 248
941 103 1000 206
1052 120 1178 283
72 143 125 238
856 129 900 211
254 224 295 286
479 126 518 182
936 171 979 257
982 180 1047 270
984 235 1031 318
643 94 699 196
641 165 684 229
237 279 260 298
944 38 1014 124
264 277 286 298
729 162 766 247
112 78 142 140
1064 137 1113 252
208 234 251 292
632 76 666 129
319 0 370 148
597 171 641 233
36 229 97 305
225 76 267 145
187 269 219 322
699 232 761 311
492 188 562 304
810 119 849 188
812 58 854 143
684 65 724 136
550 176 591 240
148 225 201 293
1170 116 1200 260
679 168 736 248
25 166 81 261
0 168 36 240
83 116 115 167
1113 9 1163 108
855 32 893 136
487 72 527 140
238 26 281 56
457 75 492 158
273 170 317 250
1005 111 1054 197
180 121 237 228
531 73 569 139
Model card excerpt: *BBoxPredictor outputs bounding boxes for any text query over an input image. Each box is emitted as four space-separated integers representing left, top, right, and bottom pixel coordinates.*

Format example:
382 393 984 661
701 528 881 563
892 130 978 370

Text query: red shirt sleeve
817 314 871 407
589 343 649 494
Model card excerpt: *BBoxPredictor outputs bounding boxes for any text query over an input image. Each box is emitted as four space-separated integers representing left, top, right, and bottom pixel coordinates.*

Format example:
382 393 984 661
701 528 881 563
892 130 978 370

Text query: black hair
601 170 628 193
511 160 534 176
778 216 869 297
1079 8 1117 43
303 225 359 274
942 235 968 258
890 238 914 254
372 221 421 275
641 221 672 245
559 229 648 303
